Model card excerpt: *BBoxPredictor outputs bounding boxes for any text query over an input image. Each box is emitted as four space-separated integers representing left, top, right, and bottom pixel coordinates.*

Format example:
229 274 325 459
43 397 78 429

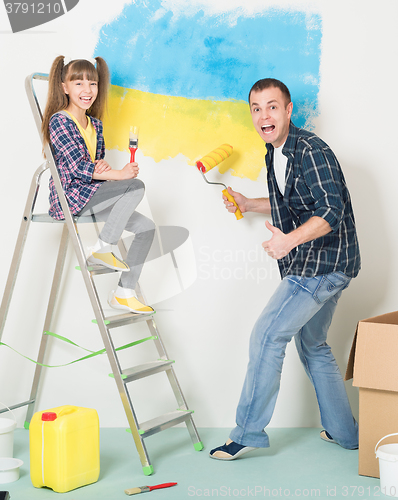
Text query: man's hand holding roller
222 187 272 215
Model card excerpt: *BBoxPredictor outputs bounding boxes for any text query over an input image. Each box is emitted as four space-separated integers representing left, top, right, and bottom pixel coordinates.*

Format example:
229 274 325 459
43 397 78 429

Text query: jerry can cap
42 412 57 421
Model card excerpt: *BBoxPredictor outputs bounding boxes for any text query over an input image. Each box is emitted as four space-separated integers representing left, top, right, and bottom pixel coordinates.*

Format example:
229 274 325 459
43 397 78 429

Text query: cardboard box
345 311 398 478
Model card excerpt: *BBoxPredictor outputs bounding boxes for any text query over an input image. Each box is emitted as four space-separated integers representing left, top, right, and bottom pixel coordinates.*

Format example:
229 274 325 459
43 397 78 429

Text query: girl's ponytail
41 55 69 145
90 56 110 120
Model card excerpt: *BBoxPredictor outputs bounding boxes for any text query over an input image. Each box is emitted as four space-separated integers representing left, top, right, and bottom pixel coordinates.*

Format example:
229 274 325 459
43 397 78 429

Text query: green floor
5 428 381 499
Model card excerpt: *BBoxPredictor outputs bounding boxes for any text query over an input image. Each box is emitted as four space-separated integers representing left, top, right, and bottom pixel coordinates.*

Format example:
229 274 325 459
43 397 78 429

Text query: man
210 78 360 461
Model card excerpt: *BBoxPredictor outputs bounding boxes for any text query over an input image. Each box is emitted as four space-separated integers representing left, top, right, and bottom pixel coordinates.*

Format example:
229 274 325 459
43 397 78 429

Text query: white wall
1 0 397 430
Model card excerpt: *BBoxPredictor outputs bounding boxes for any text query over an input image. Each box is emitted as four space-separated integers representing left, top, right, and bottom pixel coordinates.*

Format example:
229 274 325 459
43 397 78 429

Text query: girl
41 55 155 314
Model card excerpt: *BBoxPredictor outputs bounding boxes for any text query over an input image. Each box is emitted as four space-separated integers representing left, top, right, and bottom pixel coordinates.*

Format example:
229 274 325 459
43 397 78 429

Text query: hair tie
63 56 97 67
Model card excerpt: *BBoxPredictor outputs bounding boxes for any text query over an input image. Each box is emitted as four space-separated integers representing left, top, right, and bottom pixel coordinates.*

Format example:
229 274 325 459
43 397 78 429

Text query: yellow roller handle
222 189 244 220
196 144 233 172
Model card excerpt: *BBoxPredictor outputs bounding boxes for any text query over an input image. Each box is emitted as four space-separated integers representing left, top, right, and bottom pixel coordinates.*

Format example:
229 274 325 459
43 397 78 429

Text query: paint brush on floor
129 126 139 162
125 482 177 495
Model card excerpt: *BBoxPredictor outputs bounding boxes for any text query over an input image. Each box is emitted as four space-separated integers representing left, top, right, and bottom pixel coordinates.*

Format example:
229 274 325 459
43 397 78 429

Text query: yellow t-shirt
66 112 97 162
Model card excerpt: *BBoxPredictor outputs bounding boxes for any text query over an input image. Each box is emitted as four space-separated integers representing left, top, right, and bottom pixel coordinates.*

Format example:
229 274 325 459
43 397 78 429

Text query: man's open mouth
261 125 275 133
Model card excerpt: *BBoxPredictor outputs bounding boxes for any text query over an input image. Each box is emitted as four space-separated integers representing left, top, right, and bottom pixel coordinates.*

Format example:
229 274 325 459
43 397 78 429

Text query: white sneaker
108 290 154 315
87 251 129 272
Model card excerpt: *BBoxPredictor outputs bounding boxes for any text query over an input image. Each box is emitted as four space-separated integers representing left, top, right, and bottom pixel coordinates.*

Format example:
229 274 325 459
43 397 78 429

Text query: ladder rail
25 224 69 423
0 161 49 341
141 317 202 446
118 238 202 451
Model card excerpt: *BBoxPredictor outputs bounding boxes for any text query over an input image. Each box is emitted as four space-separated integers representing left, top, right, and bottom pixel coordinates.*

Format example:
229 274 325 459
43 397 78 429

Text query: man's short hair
248 78 291 107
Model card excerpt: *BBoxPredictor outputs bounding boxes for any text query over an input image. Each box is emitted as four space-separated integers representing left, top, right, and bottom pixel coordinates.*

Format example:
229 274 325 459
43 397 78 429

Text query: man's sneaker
209 439 257 461
87 251 130 272
108 290 154 315
320 430 337 444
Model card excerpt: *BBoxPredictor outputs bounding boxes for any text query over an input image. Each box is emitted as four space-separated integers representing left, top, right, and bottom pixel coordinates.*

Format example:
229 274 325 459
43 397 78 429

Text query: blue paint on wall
95 2 322 128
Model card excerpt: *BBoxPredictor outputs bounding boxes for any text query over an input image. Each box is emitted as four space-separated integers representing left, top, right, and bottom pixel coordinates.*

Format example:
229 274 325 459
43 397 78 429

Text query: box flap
352 319 398 392
361 311 398 326
344 325 358 381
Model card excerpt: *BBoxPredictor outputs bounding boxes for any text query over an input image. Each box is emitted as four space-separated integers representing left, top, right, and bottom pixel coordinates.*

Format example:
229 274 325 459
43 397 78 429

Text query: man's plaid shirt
48 112 104 220
266 123 360 279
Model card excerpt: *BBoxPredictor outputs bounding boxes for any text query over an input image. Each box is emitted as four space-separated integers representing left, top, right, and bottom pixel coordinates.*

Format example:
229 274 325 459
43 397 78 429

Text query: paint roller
196 144 243 220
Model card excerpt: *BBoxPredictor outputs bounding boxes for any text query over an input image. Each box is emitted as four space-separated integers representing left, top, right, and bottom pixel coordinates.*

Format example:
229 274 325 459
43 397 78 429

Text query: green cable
0 332 157 368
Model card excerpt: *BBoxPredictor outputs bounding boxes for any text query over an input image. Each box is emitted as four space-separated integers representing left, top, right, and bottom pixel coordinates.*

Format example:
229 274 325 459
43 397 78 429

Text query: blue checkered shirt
48 112 105 220
266 123 360 279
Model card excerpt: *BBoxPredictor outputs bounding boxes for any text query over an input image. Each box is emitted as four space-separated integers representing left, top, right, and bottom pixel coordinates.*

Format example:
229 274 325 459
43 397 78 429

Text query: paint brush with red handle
129 126 139 162
125 482 177 495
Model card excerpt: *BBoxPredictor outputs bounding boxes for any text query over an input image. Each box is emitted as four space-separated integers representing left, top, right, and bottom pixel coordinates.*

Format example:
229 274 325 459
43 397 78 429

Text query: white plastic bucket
0 458 23 483
375 433 398 497
0 418 16 458
0 403 17 458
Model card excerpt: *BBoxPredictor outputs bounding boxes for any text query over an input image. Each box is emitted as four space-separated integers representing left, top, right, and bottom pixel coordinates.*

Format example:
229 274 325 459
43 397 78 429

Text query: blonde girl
42 56 155 314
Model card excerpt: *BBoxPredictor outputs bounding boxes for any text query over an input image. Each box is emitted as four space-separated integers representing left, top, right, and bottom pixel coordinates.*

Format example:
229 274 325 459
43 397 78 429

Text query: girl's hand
120 162 139 179
94 159 111 174
92 162 139 181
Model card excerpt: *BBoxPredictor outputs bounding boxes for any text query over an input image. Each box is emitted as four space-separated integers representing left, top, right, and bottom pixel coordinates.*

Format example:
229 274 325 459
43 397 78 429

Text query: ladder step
31 213 95 224
0 399 35 414
122 359 175 383
76 264 119 276
103 311 156 328
139 410 193 438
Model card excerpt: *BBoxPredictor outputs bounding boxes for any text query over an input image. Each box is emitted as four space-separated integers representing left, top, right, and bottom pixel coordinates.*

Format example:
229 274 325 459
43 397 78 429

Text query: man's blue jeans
230 272 358 450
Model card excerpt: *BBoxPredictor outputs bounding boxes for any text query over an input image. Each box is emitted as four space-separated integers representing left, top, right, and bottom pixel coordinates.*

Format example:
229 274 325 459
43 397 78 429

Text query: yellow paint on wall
102 85 267 180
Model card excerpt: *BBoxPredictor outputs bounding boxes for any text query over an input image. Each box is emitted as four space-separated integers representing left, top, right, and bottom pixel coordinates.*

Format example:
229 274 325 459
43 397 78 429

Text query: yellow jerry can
30 405 100 493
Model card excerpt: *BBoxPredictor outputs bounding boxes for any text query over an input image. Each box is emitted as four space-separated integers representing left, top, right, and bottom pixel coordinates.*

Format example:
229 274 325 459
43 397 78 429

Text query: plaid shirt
266 123 361 279
48 112 105 220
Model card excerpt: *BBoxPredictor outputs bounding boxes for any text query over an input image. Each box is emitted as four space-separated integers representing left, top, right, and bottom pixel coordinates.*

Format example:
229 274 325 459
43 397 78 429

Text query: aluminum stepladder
0 73 203 475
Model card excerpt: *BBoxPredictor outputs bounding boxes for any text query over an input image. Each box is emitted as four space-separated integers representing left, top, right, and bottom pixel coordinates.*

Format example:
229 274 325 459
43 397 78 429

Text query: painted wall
0 0 397 433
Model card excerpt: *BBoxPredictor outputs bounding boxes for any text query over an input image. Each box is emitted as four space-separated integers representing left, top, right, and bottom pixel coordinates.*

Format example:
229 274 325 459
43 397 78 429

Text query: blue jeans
230 272 358 450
